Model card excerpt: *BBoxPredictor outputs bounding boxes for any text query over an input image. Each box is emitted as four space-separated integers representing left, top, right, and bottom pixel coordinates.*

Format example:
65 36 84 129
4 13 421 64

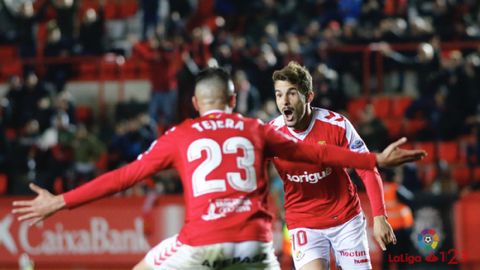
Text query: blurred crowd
0 0 479 197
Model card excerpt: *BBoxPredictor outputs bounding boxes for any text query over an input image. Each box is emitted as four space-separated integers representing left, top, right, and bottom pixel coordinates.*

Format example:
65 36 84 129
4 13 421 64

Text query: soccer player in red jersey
270 61 408 270
12 67 425 270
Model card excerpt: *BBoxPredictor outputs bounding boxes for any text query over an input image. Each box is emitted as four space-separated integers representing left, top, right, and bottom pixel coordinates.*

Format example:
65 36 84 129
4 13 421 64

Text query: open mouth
283 108 294 122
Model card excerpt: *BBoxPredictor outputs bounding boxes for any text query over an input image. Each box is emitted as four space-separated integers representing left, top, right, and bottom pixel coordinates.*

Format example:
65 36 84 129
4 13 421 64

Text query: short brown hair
272 61 313 95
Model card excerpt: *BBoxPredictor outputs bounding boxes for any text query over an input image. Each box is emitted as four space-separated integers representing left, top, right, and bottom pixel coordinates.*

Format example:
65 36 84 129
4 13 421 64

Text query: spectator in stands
50 0 78 47
78 5 105 55
0 0 17 43
106 120 128 170
250 43 281 103
311 63 346 112
357 103 389 152
0 0 49 66
140 0 160 40
43 20 71 93
18 72 51 130
430 161 458 195
232 69 261 117
381 168 414 270
108 114 156 166
53 91 76 126
457 54 480 127
0 106 8 174
3 75 23 128
133 34 183 127
6 119 44 194
38 111 75 191
71 124 105 184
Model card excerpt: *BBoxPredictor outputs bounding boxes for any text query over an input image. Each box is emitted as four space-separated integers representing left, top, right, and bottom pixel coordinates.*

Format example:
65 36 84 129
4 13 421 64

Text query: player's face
274 80 308 128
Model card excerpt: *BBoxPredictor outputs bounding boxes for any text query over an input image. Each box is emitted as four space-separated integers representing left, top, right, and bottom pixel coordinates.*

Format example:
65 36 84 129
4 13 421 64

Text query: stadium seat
417 164 437 187
95 152 109 172
138 62 150 78
403 119 426 136
391 96 413 118
0 60 22 80
0 174 7 195
100 61 118 80
346 97 367 121
400 141 414 150
120 0 138 17
383 118 402 139
54 177 63 194
0 45 17 59
4 128 17 140
371 96 391 119
77 62 98 80
75 106 93 124
104 1 120 19
414 141 436 164
120 59 138 79
473 167 480 182
452 166 472 187
437 141 459 164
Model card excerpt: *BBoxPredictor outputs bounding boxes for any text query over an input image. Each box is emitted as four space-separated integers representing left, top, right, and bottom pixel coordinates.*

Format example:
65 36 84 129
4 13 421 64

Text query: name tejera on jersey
286 168 332 184
202 197 252 221
192 119 244 132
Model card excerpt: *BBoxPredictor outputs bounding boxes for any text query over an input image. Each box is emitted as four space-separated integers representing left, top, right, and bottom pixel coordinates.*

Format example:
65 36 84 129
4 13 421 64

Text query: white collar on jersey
286 108 318 140
201 109 226 116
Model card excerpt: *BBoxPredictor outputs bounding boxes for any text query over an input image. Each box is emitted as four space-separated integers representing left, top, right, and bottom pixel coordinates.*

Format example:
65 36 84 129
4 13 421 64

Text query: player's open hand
373 216 397 251
376 137 427 167
11 183 66 226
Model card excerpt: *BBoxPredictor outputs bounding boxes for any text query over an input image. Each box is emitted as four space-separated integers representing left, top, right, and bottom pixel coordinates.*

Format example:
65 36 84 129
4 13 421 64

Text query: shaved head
193 67 236 114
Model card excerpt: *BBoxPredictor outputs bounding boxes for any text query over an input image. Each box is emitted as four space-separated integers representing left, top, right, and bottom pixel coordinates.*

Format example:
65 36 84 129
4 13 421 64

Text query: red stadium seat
0 174 7 195
391 96 413 118
0 46 18 59
417 164 437 187
120 59 138 79
75 106 93 124
138 62 150 78
414 141 436 164
473 167 480 182
371 96 391 119
346 97 367 121
452 166 472 187
77 62 98 80
403 119 426 136
104 1 120 19
438 141 459 164
54 177 63 194
100 61 118 80
383 118 403 139
0 60 22 80
120 0 138 17
95 152 109 172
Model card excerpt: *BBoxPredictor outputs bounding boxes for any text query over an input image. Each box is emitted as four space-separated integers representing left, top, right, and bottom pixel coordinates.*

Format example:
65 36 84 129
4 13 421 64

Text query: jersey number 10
187 137 257 197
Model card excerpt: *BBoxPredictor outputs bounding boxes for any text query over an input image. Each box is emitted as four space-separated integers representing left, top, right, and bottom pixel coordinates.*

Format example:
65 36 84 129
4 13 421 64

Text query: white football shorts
289 212 372 270
144 235 281 270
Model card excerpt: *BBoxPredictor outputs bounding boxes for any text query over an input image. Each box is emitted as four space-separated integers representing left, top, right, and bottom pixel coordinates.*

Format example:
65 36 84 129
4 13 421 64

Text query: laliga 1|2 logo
388 228 467 265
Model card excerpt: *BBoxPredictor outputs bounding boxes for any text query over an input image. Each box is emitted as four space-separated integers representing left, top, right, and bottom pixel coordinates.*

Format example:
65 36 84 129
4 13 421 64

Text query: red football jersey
270 107 386 230
63 111 377 246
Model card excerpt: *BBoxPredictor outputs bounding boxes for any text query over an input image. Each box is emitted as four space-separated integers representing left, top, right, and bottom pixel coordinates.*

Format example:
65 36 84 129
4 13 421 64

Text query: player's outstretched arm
11 183 66 226
375 137 427 167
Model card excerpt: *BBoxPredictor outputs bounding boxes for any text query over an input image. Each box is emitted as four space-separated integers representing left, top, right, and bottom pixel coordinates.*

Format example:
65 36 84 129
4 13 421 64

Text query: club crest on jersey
294 249 305 261
286 169 332 184
350 140 364 150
